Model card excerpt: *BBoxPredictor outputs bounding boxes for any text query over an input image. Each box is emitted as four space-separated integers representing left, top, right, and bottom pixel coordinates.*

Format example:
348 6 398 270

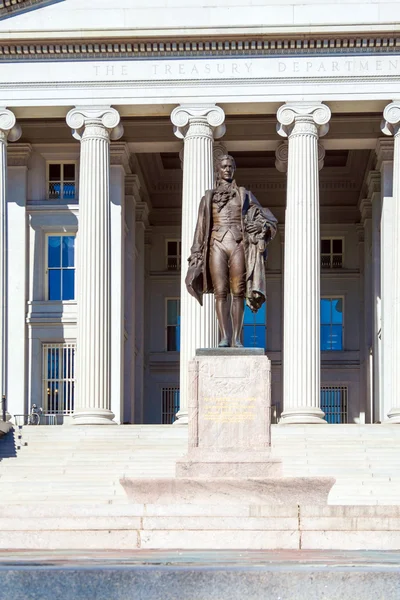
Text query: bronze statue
185 154 277 348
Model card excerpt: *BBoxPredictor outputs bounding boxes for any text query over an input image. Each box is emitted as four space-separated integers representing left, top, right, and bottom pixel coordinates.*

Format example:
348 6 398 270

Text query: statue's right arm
188 195 207 265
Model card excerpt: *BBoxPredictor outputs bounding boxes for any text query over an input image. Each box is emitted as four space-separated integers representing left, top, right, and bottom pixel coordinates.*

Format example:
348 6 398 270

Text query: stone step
1 504 400 551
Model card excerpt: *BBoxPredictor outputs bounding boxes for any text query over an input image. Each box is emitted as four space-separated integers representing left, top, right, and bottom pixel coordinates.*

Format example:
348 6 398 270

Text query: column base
172 409 188 426
72 408 116 425
386 408 400 423
279 406 327 425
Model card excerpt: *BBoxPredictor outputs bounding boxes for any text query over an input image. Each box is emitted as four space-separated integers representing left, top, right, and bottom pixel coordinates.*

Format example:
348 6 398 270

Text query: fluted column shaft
381 102 400 422
171 104 225 424
67 107 123 425
277 103 331 424
0 109 21 415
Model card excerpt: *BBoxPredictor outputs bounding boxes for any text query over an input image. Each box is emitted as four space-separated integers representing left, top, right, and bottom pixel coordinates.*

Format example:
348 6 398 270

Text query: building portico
1 1 400 426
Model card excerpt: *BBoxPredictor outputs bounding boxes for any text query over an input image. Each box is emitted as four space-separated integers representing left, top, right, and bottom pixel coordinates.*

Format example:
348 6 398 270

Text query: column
375 138 393 422
7 143 31 421
66 106 123 425
123 175 139 423
135 200 149 424
109 143 130 424
171 104 225 424
277 102 331 424
381 102 400 422
0 109 21 420
365 172 381 422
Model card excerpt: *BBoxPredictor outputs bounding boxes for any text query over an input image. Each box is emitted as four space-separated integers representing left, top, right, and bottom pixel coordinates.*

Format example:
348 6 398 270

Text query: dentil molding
2 35 400 61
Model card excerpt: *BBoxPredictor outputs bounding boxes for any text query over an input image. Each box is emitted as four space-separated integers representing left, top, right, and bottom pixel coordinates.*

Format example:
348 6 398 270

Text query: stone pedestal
176 349 281 477
121 349 335 506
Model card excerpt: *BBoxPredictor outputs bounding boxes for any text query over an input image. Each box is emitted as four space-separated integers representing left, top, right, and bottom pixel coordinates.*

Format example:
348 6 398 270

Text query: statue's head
215 154 236 184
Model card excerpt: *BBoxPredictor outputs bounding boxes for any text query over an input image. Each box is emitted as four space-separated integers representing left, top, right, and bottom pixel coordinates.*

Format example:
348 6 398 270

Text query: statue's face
217 158 235 183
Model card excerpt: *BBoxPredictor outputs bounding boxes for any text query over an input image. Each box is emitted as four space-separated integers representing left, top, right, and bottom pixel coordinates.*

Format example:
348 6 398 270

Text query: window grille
166 240 181 271
42 343 76 414
321 386 348 423
321 238 343 269
161 387 180 424
47 162 76 200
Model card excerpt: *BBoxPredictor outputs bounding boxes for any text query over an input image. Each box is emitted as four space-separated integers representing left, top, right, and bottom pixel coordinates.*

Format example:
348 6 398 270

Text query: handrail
1 395 5 422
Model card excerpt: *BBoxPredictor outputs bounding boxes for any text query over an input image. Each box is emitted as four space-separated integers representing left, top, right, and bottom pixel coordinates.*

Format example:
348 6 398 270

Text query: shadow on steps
0 429 17 460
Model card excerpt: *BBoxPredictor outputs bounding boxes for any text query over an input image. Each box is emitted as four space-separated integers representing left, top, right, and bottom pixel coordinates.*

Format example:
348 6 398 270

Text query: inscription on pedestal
203 397 257 423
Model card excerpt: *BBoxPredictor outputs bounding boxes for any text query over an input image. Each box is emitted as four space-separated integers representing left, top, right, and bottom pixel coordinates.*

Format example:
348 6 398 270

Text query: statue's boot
216 297 230 347
231 295 244 348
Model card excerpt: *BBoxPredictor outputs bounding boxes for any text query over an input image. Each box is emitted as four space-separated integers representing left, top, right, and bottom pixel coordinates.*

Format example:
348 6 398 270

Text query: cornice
1 34 400 61
7 142 32 166
375 137 394 169
110 142 131 174
0 0 51 19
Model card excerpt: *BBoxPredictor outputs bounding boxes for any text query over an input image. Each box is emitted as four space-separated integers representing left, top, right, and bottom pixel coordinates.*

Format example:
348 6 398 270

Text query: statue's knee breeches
209 236 245 299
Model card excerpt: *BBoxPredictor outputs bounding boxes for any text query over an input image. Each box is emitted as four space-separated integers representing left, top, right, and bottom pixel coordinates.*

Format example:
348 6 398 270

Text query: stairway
1 424 400 506
273 424 400 505
1 424 400 550
0 425 187 505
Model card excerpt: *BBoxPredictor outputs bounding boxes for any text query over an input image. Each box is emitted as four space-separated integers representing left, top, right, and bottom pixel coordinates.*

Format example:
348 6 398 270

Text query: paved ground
1 549 400 599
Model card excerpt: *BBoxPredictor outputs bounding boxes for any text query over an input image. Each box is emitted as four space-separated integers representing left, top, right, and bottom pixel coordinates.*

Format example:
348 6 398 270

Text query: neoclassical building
1 0 400 427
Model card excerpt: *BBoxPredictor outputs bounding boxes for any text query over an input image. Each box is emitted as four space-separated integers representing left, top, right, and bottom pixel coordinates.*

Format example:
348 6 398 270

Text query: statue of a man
185 154 277 348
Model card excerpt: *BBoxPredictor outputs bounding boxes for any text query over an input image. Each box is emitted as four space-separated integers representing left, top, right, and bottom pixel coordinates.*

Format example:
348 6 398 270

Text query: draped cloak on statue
185 185 278 313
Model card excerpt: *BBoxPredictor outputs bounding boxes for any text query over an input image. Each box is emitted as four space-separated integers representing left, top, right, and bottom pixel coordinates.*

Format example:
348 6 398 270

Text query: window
321 238 343 269
46 234 75 300
47 162 76 200
166 240 181 271
321 297 344 351
161 387 180 424
166 298 180 351
242 301 266 349
42 342 76 415
321 386 348 423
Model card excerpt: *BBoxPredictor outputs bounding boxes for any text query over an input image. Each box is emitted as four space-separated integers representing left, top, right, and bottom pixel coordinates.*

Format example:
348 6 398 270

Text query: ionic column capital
66 106 123 142
277 102 331 139
381 101 400 137
275 139 326 171
275 142 288 172
171 104 225 140
0 108 21 143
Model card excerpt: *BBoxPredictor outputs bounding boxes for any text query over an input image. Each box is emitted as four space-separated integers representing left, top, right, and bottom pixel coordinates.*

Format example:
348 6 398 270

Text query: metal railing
1 395 6 422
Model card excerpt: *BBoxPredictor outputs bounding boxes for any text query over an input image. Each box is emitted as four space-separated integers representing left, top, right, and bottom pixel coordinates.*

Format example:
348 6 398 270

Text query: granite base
120 476 335 505
176 450 282 478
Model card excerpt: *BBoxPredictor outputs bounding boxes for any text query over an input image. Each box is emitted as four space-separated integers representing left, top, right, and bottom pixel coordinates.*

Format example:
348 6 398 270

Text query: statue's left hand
246 222 263 234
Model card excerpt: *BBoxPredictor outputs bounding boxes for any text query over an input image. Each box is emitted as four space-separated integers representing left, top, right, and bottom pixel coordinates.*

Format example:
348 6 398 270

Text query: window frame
320 295 345 351
46 160 78 201
321 236 344 269
45 233 76 301
165 239 182 272
165 297 181 352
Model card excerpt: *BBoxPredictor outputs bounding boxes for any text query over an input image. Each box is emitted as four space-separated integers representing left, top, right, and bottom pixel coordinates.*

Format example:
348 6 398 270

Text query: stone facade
0 0 399 426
